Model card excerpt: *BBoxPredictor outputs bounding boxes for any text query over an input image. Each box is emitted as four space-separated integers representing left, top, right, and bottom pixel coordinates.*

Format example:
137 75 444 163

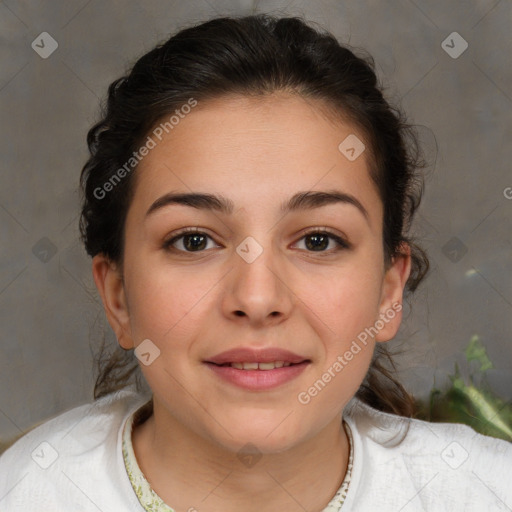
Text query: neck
131 400 350 512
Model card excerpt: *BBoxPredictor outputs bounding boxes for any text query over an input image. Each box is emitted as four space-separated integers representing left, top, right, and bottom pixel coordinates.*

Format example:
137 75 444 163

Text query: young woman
1 14 510 512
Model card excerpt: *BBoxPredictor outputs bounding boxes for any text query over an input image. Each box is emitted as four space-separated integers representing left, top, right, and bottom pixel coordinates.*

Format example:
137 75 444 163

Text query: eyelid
293 227 351 250
163 226 351 253
163 227 221 251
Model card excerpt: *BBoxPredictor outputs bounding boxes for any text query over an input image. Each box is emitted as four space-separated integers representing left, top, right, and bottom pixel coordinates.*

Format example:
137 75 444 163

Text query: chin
204 411 310 455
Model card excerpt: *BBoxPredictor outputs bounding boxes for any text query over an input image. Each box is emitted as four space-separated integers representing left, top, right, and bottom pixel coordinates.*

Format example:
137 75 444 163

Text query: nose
221 237 294 327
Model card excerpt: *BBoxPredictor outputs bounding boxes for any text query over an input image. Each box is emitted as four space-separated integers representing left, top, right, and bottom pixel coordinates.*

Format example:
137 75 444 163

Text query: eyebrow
145 190 369 220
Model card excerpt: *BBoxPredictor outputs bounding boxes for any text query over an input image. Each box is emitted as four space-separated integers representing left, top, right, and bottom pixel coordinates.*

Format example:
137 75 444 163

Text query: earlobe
92 254 134 350
375 245 412 343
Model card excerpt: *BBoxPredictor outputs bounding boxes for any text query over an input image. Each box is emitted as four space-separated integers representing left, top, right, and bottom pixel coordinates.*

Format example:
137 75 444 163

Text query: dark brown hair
80 14 429 416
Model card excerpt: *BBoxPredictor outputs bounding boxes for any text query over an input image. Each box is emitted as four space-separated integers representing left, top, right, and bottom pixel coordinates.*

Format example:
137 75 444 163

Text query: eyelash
162 227 351 254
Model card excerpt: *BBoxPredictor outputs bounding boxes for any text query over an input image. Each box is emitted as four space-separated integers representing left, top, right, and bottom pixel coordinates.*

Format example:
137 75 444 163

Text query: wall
1 0 511 443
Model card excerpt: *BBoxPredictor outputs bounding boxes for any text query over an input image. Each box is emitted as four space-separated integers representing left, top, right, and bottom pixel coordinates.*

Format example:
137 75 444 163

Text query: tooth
228 361 293 370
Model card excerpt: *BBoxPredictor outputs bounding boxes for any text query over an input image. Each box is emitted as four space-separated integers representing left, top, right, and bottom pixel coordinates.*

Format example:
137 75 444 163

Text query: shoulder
343 399 512 511
0 387 150 510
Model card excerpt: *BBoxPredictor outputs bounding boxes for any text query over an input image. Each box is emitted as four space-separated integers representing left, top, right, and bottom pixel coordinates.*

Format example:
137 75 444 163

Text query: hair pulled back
80 15 429 416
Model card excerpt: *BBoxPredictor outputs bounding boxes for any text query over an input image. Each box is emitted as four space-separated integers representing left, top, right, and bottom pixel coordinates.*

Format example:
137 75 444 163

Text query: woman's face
93 93 410 453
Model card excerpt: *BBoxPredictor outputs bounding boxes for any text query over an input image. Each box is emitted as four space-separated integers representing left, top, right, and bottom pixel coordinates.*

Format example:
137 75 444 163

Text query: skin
92 92 411 512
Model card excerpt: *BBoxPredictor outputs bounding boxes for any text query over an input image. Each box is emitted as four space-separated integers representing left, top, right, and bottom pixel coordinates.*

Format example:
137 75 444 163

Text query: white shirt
1 387 511 511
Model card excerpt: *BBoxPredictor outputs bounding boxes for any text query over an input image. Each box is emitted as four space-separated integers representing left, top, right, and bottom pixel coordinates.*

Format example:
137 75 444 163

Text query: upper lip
205 347 310 365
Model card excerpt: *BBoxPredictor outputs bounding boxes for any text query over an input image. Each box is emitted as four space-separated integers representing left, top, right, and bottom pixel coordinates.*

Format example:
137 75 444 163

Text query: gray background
1 0 511 444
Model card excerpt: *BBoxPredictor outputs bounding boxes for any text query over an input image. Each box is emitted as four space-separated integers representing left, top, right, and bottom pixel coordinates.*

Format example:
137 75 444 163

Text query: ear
374 244 412 343
92 254 134 350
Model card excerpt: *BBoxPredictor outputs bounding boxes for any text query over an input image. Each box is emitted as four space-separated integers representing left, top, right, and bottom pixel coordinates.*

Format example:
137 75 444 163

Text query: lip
205 361 310 390
204 347 311 391
205 347 309 365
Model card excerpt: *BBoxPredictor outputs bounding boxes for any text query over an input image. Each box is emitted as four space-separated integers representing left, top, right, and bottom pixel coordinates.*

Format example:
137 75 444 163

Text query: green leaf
414 335 512 442
464 335 493 372
453 380 512 440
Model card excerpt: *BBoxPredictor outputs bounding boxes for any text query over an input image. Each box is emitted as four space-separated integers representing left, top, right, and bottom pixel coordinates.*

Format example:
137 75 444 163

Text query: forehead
131 93 380 221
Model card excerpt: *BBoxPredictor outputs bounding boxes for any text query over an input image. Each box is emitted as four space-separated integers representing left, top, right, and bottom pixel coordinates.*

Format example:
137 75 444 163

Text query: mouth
205 347 310 366
204 347 311 390
209 361 307 370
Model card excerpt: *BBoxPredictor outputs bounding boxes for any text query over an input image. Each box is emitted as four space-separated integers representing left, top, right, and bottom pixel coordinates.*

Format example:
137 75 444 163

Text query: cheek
296 262 384 344
125 258 217 345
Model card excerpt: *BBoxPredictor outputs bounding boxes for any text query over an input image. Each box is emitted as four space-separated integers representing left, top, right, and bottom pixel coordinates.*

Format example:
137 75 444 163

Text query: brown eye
305 233 329 251
295 231 350 252
181 233 208 251
163 230 219 253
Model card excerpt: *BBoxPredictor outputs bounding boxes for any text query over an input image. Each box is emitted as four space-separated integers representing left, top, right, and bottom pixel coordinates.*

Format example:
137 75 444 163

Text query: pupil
182 234 329 252
306 234 328 251
185 234 206 251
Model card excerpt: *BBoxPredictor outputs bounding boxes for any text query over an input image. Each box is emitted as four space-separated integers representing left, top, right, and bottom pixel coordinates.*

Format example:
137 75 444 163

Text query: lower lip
204 362 310 390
